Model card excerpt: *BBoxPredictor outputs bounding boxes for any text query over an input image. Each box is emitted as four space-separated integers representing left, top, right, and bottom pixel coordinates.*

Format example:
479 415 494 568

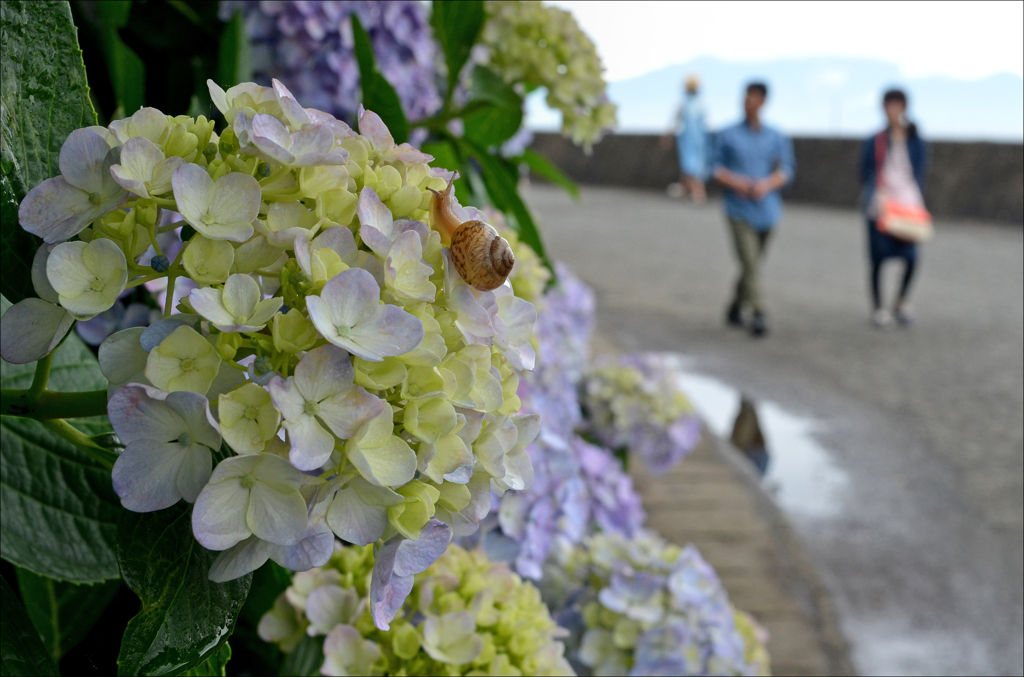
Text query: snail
428 177 515 292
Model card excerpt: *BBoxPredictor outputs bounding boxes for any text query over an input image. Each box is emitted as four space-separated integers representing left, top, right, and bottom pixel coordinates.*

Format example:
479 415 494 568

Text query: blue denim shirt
712 121 795 230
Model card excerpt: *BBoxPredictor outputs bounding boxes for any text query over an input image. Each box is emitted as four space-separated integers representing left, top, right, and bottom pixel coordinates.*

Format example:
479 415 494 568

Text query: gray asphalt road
524 184 1024 676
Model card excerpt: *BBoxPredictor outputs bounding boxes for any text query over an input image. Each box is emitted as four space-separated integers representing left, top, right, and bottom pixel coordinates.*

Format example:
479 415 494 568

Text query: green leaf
420 140 474 206
0 576 60 677
95 1 145 115
464 140 553 274
430 0 485 96
515 148 580 200
239 561 291 628
216 9 252 89
116 503 252 677
279 635 324 677
15 568 120 662
183 642 231 677
0 0 97 304
462 66 523 148
1 296 121 583
350 14 409 144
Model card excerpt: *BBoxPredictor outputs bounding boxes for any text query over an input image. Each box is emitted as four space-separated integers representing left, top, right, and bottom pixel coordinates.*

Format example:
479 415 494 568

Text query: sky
547 1 1024 82
531 1 1024 139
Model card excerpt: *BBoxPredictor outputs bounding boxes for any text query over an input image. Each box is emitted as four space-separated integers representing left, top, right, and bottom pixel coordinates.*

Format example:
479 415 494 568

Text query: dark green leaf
0 576 60 677
462 66 523 148
216 9 252 89
15 568 120 662
116 504 252 677
183 642 231 677
420 140 474 205
279 635 324 677
0 0 97 303
464 140 553 275
239 561 291 628
515 148 580 200
350 14 408 144
1 297 120 583
430 0 485 96
95 1 145 115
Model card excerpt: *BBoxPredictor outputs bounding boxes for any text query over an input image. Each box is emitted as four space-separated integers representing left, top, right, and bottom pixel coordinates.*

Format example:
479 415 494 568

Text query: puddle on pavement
663 354 850 520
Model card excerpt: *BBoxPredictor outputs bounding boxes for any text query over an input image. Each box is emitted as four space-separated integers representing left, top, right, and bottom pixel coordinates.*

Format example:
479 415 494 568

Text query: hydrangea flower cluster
220 1 442 123
479 1 618 150
6 79 541 630
580 354 703 474
258 543 575 676
551 530 770 677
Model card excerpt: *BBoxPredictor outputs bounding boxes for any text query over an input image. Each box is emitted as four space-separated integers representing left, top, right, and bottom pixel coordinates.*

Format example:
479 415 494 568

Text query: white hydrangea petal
208 536 274 583
221 274 261 319
31 246 60 303
208 172 261 234
106 383 183 442
356 187 396 257
164 390 222 450
321 267 382 326
111 439 189 512
251 113 295 164
0 298 73 364
284 415 334 471
176 444 213 502
317 387 383 440
59 127 114 193
188 287 236 326
18 176 98 243
192 478 252 550
268 374 306 421
99 328 149 395
347 304 425 362
357 108 394 150
326 485 387 546
110 136 164 197
293 344 354 403
248 298 283 328
246 482 308 547
208 79 230 116
149 156 185 195
306 585 358 635
271 519 334 571
172 163 215 226
313 225 358 262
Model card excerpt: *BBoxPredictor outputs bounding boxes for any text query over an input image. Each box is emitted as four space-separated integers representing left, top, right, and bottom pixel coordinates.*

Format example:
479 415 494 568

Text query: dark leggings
871 258 916 309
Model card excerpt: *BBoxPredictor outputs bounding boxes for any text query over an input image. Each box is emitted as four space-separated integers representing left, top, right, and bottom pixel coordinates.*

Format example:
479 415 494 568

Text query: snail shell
450 220 515 291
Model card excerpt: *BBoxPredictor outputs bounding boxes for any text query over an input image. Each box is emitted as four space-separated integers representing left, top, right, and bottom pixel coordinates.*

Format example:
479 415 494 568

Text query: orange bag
875 132 933 243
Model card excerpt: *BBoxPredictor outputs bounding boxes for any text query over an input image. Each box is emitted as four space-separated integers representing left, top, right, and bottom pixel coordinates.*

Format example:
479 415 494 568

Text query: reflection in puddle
664 355 850 520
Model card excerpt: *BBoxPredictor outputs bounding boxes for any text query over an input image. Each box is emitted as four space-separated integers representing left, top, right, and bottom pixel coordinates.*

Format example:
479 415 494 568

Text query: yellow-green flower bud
354 356 407 391
387 183 423 219
215 331 242 360
164 120 199 160
183 234 235 285
219 381 281 455
318 189 358 226
272 308 318 354
388 480 440 540
391 622 421 660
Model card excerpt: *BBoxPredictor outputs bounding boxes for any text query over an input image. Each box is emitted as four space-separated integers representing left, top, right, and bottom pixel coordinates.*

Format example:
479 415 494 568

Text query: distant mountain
526 56 1024 142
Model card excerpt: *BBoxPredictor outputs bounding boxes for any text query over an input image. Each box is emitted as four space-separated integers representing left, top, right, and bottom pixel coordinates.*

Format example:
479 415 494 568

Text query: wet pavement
527 185 1024 676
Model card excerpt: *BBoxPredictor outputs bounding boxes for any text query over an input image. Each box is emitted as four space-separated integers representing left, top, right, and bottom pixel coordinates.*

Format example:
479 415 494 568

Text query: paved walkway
531 185 1024 676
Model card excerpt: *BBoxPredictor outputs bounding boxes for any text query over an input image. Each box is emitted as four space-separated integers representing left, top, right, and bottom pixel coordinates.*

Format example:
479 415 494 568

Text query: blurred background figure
712 82 795 338
859 88 930 328
730 395 769 476
668 74 710 202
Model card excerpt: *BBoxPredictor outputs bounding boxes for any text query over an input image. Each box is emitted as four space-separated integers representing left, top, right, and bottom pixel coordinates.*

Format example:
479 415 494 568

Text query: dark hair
883 88 907 106
882 88 918 137
746 82 768 98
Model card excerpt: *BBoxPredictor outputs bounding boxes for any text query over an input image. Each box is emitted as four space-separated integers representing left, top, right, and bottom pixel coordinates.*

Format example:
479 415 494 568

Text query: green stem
1 388 109 420
28 351 54 399
39 419 116 469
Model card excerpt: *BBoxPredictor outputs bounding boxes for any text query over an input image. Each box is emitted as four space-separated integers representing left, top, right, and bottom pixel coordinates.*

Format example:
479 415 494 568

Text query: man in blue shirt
712 82 795 337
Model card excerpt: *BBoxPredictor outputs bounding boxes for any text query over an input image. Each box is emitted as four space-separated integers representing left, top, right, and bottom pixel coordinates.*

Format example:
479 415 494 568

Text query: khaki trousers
728 217 772 313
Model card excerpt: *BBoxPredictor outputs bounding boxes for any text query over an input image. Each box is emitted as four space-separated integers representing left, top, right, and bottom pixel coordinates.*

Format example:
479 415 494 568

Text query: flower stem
28 351 54 399
39 419 116 469
1 388 109 419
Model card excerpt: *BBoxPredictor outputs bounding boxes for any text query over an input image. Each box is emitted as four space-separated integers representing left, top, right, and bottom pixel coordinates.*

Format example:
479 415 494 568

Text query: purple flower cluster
580 353 704 475
220 1 441 123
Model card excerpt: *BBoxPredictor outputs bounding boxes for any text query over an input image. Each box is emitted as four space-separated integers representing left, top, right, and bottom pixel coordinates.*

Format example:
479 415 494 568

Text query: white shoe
666 182 684 198
872 308 893 328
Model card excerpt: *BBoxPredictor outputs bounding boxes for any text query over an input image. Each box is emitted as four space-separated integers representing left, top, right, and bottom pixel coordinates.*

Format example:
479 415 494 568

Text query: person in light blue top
675 75 709 202
712 81 795 337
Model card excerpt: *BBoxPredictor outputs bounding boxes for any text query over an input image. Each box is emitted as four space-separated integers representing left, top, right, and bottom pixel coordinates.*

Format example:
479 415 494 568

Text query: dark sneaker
749 311 769 337
726 302 744 328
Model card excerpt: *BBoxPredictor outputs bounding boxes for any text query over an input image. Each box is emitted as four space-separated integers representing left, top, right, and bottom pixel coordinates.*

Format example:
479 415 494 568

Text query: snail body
428 178 515 292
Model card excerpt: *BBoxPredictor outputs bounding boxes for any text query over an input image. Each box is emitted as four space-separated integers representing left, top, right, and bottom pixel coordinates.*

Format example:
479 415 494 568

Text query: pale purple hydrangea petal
325 484 388 546
59 127 116 194
247 482 308 546
369 519 452 629
0 298 74 364
192 478 253 549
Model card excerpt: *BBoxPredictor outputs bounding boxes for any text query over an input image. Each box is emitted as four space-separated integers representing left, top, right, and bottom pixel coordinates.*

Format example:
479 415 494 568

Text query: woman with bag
859 88 931 328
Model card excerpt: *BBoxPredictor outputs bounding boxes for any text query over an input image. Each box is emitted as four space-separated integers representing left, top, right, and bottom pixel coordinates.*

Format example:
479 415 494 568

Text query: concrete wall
529 132 1024 223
